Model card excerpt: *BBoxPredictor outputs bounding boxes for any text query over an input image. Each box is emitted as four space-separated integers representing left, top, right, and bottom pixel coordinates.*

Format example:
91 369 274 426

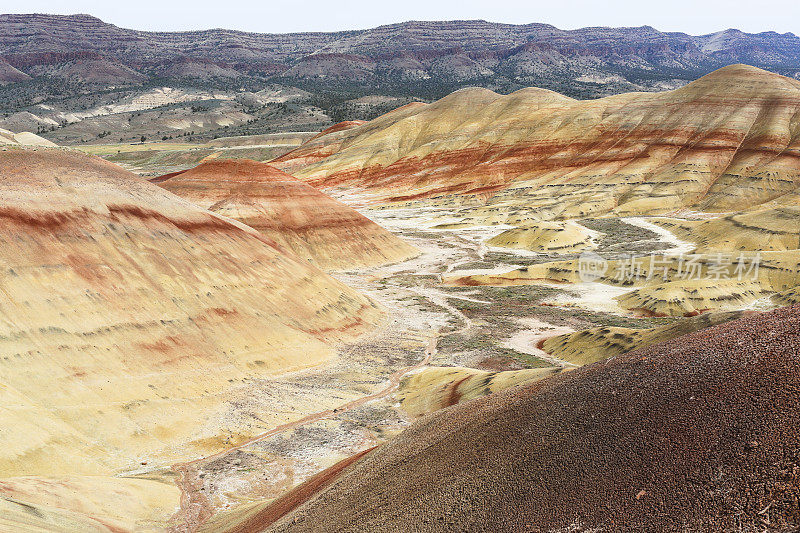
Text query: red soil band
444 375 472 408
150 170 186 183
308 120 366 142
535 337 548 350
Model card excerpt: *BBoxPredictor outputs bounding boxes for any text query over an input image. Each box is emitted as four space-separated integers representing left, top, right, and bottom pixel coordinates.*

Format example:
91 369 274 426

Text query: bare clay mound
265 305 800 532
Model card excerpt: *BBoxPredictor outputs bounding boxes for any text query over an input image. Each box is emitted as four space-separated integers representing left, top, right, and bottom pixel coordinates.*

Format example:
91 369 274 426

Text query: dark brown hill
261 305 800 532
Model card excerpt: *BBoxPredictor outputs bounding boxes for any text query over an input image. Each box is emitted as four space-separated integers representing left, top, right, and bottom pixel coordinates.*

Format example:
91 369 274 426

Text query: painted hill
541 310 747 366
272 102 429 177
259 305 800 532
0 149 381 526
275 65 800 215
155 159 417 270
655 206 800 252
394 312 750 420
396 365 561 418
0 127 56 146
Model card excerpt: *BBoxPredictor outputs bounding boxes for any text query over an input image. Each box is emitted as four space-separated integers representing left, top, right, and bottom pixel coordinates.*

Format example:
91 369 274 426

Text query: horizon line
1 12 797 40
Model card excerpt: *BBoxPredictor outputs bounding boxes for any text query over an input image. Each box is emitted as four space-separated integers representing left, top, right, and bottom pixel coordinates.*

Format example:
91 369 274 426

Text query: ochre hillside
0 150 381 511
261 306 800 532
274 65 800 215
540 310 747 365
155 158 417 270
655 206 800 252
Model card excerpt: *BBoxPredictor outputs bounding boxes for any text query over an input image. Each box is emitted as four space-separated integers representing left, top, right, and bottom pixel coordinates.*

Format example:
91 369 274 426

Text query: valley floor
167 205 691 531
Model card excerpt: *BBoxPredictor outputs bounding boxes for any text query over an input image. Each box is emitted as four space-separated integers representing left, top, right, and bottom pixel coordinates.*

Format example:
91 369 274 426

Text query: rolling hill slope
275 64 800 216
0 149 381 475
0 148 382 528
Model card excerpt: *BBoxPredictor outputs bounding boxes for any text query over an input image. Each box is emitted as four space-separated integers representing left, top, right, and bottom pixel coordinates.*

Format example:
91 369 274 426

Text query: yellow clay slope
0 149 381 479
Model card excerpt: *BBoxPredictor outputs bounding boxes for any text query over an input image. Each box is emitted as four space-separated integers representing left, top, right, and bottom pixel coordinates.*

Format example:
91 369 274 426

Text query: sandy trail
409 287 474 338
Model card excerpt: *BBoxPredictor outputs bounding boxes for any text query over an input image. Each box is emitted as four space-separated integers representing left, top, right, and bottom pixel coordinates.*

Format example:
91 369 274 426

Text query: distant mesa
155 158 418 270
152 57 242 80
4 51 147 85
32 57 146 85
2 14 800 97
260 305 800 532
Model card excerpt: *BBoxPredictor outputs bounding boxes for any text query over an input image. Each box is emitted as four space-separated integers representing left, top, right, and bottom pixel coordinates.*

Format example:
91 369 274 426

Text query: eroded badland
1 62 800 532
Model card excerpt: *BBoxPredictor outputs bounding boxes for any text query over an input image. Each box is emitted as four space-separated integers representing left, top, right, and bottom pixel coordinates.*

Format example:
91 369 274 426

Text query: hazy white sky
6 0 800 35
